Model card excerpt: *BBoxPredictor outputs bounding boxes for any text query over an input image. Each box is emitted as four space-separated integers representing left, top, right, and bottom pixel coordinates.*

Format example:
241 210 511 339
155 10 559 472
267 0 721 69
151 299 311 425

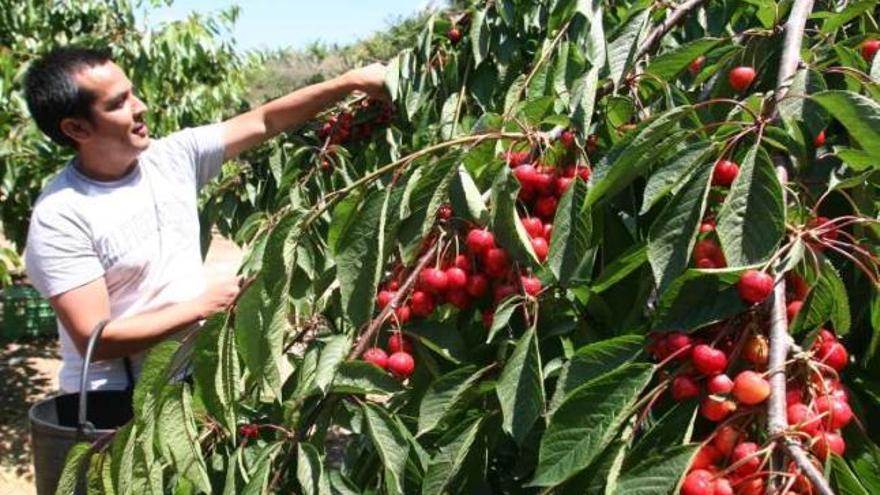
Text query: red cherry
533 171 555 196
466 228 495 254
560 130 575 148
808 216 839 242
696 258 717 269
483 248 510 276
521 217 544 238
503 150 530 168
738 270 774 305
693 239 721 261
394 305 411 325
521 275 542 296
363 347 389 369
239 424 259 439
816 341 848 371
542 223 553 240
387 334 413 354
699 219 716 233
787 403 822 435
387 351 415 377
691 444 722 469
437 203 453 220
453 254 471 271
466 273 489 298
700 396 736 421
786 386 804 406
786 301 803 322
814 129 826 147
731 442 760 475
689 55 706 74
814 432 846 460
666 332 694 359
707 373 734 395
410 291 435 317
692 344 729 376
387 280 400 291
531 237 549 262
482 308 494 328
377 290 395 310
742 334 769 365
554 176 574 196
815 396 853 430
737 477 765 495
788 273 810 300
671 374 700 401
420 268 449 293
576 164 591 182
514 164 540 186
446 289 471 310
712 159 740 186
681 470 714 495
493 284 518 303
862 40 880 62
535 195 558 218
712 477 734 495
732 371 771 405
728 66 756 92
445 267 468 289
447 27 462 43
713 425 741 455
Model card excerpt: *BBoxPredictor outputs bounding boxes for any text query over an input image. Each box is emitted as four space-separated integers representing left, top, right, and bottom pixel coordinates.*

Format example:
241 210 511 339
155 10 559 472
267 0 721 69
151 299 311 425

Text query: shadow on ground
0 337 59 479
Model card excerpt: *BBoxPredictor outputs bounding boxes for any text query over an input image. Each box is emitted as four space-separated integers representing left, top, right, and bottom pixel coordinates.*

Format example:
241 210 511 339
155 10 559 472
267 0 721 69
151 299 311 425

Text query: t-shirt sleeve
25 207 105 298
161 123 226 190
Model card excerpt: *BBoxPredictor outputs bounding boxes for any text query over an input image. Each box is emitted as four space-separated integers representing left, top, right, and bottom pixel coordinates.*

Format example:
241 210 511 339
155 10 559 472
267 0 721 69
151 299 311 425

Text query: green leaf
531 363 654 487
157 385 211 493
133 340 181 419
314 335 351 394
641 142 715 215
241 443 283 495
548 178 592 286
645 39 722 80
496 328 545 445
417 365 489 436
830 454 871 495
332 361 403 395
716 142 785 267
261 210 301 291
607 8 650 87
557 440 628 495
570 66 600 135
297 443 330 495
591 243 648 293
486 295 525 343
811 91 880 160
449 166 488 223
235 277 284 398
215 317 241 434
491 168 540 265
616 444 700 495
55 442 91 495
820 0 877 34
648 161 714 292
778 69 828 138
420 417 484 495
550 335 644 411
587 107 690 207
791 259 851 336
626 402 698 466
362 403 410 494
470 8 490 66
654 270 747 331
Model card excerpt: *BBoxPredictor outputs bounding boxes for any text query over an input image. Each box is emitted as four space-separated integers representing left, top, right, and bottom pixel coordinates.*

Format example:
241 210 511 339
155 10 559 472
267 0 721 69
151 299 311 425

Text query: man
23 47 386 392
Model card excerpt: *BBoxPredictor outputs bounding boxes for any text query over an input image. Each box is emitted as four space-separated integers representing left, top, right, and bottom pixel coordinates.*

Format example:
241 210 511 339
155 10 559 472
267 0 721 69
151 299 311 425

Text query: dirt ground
0 234 243 495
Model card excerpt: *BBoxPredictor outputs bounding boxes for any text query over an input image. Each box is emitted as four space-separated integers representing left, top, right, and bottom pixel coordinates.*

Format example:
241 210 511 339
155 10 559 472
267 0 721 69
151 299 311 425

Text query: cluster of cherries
362 334 416 378
318 98 394 145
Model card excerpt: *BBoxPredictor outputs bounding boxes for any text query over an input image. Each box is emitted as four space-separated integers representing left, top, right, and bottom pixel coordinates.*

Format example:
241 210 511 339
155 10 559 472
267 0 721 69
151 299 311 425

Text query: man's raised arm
220 63 387 160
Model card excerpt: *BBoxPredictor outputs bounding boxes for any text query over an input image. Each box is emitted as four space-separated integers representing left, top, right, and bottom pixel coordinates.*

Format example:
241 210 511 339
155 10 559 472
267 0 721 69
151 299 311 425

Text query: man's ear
59 117 93 145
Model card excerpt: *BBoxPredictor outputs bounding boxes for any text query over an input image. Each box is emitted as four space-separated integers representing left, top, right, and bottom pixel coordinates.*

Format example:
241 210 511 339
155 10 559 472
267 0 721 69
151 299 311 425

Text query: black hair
23 46 112 148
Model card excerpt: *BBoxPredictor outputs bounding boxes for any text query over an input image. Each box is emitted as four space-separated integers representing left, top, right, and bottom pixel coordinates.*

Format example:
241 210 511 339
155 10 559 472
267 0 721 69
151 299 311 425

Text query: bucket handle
77 319 110 436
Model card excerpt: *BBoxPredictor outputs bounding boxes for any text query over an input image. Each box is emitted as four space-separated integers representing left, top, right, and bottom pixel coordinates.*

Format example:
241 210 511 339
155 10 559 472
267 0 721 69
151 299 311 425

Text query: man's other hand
198 275 243 319
344 63 388 100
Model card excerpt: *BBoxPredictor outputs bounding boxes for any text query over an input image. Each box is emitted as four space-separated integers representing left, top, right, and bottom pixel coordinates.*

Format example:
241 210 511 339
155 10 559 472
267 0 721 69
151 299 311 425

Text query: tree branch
771 0 816 113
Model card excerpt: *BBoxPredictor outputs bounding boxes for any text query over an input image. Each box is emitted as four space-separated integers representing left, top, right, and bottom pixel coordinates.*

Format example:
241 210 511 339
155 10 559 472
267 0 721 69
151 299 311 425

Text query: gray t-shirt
25 124 225 392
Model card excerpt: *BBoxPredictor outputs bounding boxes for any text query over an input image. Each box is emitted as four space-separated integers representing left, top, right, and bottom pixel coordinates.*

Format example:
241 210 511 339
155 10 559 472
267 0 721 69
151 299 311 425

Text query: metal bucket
28 321 133 495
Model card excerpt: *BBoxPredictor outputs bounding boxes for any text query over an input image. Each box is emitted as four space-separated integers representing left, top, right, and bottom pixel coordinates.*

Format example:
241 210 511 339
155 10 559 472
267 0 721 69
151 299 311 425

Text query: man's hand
196 275 243 319
343 63 389 100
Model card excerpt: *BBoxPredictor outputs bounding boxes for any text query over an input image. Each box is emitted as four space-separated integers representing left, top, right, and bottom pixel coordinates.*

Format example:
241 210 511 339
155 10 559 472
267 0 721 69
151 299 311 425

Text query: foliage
60 0 880 494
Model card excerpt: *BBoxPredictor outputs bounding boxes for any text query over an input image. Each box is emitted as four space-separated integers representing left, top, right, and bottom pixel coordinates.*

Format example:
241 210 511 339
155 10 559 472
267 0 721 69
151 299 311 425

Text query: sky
138 0 441 52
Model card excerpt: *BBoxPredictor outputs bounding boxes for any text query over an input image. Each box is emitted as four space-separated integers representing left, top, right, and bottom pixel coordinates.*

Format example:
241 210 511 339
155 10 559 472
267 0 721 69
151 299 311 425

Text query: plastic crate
2 283 56 342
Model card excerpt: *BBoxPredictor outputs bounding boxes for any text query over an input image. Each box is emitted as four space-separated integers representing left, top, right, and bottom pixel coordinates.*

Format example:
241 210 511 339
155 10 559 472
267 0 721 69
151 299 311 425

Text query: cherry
504 150 530 167
521 275 542 296
483 248 510 276
543 223 553 240
387 280 400 291
707 373 734 395
700 396 736 421
560 130 575 147
689 55 705 74
514 164 540 187
862 40 880 62
696 258 717 269
437 203 453 220
787 403 822 435
691 444 722 469
807 216 839 242
737 477 765 495
788 273 809 300
363 347 389 369
445 267 468 289
482 308 494 328
693 239 721 261
743 334 769 365
712 477 734 495
466 228 495 254
554 176 574 196
535 195 559 218
420 268 449 293
665 332 694 359
387 334 413 354
814 431 846 460
731 442 760 475
786 301 803 322
815 396 853 429
732 371 770 405
395 305 411 324
738 270 774 305
446 289 471 310
466 273 489 298
712 159 739 186
447 27 462 44
814 129 826 147
453 254 471 271
713 425 741 455
410 290 435 317
681 469 714 495
377 290 395 310
699 219 716 233
521 217 544 238
816 341 848 371
576 164 591 182
239 424 259 439
493 284 518 303
728 66 756 92
531 237 549 262
786 386 804 406
671 374 701 401
387 351 415 377
692 344 729 376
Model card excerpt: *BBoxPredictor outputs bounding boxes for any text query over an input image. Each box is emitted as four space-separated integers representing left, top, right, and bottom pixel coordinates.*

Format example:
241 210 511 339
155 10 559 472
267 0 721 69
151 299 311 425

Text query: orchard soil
0 233 243 495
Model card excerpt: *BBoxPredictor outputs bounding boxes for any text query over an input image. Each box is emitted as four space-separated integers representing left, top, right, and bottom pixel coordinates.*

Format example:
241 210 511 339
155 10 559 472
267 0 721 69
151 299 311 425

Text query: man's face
66 61 150 159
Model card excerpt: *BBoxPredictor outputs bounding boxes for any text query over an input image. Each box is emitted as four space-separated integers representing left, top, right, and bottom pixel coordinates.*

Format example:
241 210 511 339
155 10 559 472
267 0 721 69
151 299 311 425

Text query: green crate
2 284 56 342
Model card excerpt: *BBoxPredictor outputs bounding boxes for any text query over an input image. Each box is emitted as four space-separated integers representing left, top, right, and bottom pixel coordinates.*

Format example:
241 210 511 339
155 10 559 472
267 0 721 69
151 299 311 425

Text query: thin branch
767 0 816 117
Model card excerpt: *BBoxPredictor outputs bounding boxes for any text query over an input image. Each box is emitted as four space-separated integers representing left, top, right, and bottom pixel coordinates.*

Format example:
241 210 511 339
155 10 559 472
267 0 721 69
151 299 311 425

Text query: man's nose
132 95 148 116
